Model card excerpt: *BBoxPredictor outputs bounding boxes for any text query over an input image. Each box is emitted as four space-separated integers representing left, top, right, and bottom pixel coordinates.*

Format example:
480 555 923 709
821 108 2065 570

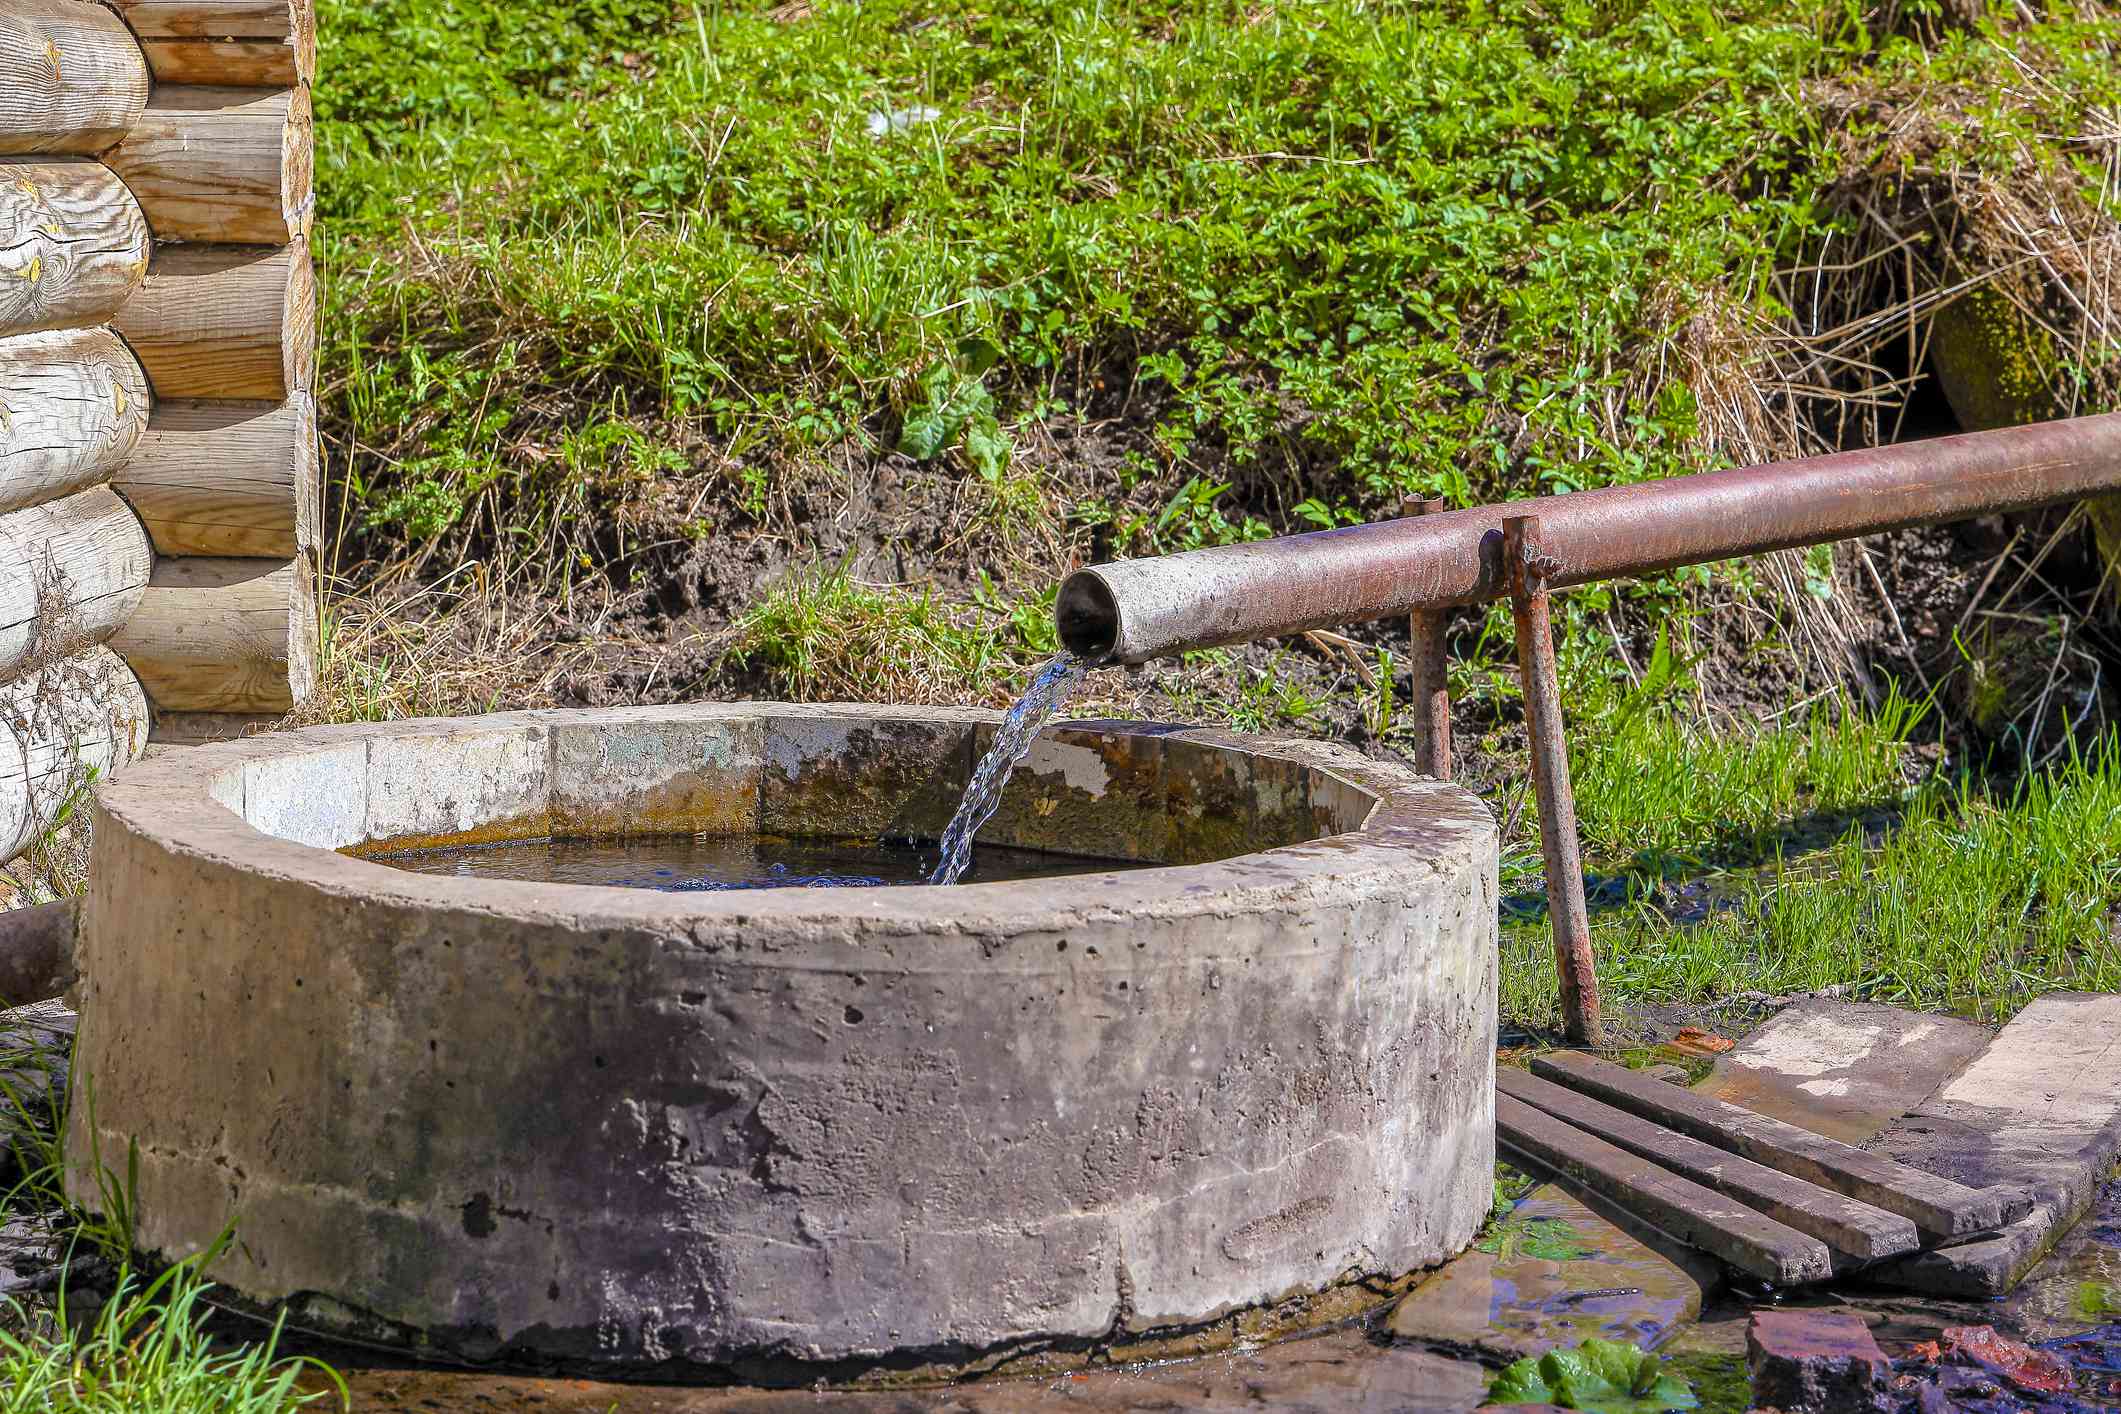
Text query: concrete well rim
72 704 1501 1374
94 703 1495 937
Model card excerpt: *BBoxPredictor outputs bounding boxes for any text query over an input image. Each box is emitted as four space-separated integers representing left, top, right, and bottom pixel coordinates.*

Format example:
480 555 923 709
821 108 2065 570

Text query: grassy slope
323 0 1833 533
311 0 2121 1029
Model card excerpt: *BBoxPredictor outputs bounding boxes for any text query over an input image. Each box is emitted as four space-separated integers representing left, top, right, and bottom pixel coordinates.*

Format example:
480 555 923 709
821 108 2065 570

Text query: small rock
865 105 940 137
1748 1309 1894 1414
0 1211 57 1296
1670 1025 1735 1056
1642 1063 1691 1086
1912 1324 2075 1397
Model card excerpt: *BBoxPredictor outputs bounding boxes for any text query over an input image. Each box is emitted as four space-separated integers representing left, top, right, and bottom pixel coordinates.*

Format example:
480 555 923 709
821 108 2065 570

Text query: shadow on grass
1500 795 1918 925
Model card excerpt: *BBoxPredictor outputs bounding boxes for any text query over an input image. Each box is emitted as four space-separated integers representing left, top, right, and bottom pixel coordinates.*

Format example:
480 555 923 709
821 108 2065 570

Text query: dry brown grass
292 559 654 726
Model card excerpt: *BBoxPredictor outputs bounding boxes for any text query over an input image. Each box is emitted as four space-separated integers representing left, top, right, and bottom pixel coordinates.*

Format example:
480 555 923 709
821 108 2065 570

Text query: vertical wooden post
1402 495 1453 778
1504 514 1604 1047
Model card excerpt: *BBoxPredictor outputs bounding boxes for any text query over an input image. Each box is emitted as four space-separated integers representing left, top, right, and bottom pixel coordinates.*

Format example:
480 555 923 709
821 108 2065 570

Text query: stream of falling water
930 650 1088 885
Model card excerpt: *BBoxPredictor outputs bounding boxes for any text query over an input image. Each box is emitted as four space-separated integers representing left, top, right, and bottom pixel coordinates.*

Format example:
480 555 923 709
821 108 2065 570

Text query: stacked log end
0 159 150 331
114 391 316 557
0 1 149 155
107 2 315 89
110 1 317 741
0 0 317 857
0 485 152 674
0 645 149 861
111 241 312 399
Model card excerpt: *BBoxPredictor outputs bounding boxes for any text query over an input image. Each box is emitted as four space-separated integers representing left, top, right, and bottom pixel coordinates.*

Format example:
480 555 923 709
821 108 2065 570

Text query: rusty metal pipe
1506 517 1603 1046
1403 496 1453 778
1058 412 2121 663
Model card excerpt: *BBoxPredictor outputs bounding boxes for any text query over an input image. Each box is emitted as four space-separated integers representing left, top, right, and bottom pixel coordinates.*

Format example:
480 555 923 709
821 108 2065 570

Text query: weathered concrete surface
1387 1187 1712 1358
1869 992 2121 1297
1696 998 1992 1145
67 706 1500 1375
1746 1309 1894 1414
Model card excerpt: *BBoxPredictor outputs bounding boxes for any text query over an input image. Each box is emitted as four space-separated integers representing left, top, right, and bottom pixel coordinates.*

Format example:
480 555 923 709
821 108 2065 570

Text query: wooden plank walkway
1531 1051 2011 1240
1495 1093 1834 1285
1497 1067 1919 1266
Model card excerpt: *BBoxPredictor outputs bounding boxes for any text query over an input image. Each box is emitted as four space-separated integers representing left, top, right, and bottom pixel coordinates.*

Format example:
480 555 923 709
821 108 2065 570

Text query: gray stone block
1869 992 2121 1297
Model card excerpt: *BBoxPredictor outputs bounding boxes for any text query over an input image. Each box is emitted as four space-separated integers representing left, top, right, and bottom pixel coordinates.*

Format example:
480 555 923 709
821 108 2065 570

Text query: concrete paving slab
1994 1167 2121 1342
1388 1187 1711 1358
1868 992 2121 1297
1696 998 1993 1145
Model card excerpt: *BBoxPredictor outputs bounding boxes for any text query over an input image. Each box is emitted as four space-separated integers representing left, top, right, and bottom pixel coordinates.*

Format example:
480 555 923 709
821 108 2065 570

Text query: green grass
0 1260 338 1412
1502 704 2121 1027
315 0 2121 570
1568 682 1933 867
324 0 1826 510
309 0 2121 1031
730 565 1058 704
0 1034 336 1413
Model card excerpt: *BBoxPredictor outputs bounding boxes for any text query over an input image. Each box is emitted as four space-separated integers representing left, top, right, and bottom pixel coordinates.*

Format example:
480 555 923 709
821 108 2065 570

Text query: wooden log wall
0 0 317 860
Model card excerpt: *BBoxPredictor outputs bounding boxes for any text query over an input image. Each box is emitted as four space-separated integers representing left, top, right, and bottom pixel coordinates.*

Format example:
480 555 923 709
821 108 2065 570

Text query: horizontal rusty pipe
1058 412 2121 663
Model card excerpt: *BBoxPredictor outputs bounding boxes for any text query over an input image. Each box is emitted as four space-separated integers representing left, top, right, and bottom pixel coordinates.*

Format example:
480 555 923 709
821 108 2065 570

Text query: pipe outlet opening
1055 570 1121 661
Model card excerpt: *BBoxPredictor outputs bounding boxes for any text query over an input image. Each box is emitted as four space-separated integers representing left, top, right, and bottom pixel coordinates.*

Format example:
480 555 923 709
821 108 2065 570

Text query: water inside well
369 833 1122 890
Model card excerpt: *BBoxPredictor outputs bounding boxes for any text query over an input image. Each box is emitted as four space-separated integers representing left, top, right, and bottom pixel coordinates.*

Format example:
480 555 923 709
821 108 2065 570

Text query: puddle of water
1391 1189 1710 1358
296 1320 1492 1413
371 833 1122 890
2000 1170 2121 1344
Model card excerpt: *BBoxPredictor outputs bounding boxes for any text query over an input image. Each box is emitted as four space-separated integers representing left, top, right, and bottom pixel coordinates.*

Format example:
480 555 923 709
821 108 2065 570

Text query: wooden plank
0 1 149 157
1496 1093 1833 1286
0 328 151 516
1497 1067 1919 1266
112 241 314 401
105 86 312 246
113 394 315 557
0 646 148 862
109 554 314 711
0 160 150 334
1532 1051 2010 1239
0 485 150 681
